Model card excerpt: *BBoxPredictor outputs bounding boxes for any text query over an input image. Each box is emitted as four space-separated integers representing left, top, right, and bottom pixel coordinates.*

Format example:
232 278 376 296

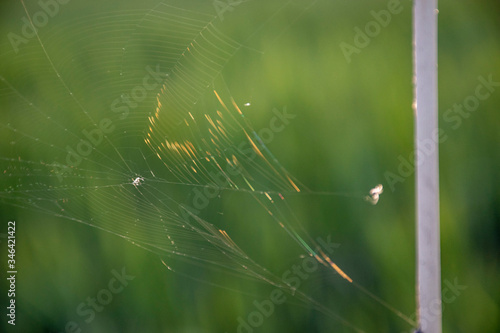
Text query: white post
413 1 441 332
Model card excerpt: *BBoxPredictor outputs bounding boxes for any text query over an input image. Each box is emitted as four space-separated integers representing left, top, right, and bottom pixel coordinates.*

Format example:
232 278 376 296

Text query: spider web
0 1 414 332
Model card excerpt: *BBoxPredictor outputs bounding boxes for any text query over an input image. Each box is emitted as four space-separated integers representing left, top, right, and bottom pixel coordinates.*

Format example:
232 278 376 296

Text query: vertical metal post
413 1 441 332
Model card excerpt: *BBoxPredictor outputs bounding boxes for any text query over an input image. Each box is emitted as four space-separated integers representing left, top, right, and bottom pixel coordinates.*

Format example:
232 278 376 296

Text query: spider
132 177 145 188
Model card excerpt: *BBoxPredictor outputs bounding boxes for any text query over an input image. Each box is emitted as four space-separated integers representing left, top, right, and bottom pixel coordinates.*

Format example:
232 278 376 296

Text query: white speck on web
365 184 383 205
132 177 145 188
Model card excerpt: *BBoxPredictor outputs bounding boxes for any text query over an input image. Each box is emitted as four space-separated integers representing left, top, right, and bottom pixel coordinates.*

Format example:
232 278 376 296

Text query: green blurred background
1 0 499 332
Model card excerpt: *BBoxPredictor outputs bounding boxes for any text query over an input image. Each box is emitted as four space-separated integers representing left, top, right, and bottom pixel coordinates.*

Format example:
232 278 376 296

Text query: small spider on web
132 177 145 188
